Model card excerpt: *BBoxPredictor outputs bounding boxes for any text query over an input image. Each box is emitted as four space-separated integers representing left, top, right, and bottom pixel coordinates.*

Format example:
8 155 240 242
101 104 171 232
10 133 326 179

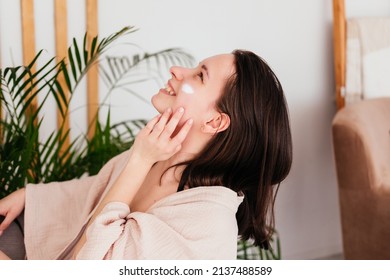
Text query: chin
151 94 166 114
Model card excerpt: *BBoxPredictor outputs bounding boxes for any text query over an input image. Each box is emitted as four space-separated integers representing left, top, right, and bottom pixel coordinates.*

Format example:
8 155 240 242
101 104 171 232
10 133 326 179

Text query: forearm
72 108 191 259
100 156 152 205
72 154 153 258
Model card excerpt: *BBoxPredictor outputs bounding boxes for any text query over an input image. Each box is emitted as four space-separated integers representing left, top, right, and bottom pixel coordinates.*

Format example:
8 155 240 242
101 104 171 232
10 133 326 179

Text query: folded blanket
24 151 243 260
345 17 390 104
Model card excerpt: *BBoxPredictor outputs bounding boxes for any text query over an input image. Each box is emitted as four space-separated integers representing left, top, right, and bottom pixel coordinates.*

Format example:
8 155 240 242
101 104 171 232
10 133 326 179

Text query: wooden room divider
18 0 99 149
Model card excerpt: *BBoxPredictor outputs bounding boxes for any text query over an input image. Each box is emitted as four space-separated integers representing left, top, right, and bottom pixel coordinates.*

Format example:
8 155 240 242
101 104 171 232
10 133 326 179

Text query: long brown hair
177 50 293 249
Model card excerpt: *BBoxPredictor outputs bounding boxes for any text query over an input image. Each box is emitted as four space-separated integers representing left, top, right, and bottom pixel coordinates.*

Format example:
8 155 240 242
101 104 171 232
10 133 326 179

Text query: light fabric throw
345 17 390 104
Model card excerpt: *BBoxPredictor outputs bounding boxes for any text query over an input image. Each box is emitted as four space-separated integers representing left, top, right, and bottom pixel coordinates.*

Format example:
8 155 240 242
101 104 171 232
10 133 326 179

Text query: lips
160 81 176 96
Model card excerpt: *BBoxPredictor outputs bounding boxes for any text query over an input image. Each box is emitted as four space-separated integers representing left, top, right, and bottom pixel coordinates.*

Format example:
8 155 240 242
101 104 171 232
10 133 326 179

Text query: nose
169 66 185 81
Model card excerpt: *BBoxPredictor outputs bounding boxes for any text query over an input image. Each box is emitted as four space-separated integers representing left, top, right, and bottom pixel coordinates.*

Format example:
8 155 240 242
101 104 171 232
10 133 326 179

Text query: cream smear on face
181 83 195 94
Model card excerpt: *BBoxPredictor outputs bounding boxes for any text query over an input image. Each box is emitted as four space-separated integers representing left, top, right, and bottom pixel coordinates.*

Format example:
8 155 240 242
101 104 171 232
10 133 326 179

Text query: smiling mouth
164 84 176 96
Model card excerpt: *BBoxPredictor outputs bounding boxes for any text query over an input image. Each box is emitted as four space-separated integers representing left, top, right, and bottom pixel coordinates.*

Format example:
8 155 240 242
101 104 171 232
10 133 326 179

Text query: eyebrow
201 64 209 79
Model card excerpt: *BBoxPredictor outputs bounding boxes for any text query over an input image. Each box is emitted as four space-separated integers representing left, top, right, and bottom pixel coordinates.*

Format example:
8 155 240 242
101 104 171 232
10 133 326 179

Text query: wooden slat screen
16 0 100 144
55 0 70 149
332 0 346 110
86 0 99 140
20 0 38 114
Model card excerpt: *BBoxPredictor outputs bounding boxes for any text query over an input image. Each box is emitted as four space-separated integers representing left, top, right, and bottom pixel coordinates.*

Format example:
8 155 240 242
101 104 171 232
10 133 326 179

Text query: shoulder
95 149 132 179
143 186 242 239
103 149 132 169
129 186 241 259
148 186 243 213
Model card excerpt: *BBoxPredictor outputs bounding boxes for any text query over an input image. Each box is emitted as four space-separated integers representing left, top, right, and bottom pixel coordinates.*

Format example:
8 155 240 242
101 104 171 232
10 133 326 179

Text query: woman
0 50 292 260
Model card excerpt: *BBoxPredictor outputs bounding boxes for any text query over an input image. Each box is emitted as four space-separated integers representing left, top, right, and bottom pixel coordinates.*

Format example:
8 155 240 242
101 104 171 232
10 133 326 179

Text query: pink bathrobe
24 151 243 260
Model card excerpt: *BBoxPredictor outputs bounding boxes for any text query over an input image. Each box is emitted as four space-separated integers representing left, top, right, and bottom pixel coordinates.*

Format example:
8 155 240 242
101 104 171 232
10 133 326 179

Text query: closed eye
197 71 204 82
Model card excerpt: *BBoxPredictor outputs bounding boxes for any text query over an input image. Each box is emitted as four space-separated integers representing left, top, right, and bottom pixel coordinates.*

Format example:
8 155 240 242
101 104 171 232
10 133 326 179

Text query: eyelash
197 72 204 82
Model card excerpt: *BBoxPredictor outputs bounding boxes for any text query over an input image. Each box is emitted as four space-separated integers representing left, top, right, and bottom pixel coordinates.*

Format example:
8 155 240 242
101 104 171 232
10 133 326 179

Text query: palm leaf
96 48 195 115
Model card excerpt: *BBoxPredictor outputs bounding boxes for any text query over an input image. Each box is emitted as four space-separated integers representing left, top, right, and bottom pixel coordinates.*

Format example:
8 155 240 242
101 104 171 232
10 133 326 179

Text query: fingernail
178 107 184 113
166 108 172 113
188 119 193 125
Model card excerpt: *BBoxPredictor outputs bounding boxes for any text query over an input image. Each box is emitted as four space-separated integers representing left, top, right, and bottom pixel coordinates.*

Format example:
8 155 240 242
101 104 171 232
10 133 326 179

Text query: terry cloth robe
24 150 244 260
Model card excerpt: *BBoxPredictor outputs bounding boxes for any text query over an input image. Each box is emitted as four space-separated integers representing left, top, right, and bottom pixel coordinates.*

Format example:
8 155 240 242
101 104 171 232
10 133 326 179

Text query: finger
159 107 185 140
144 114 161 132
150 108 172 137
0 213 14 233
171 118 193 146
174 144 182 154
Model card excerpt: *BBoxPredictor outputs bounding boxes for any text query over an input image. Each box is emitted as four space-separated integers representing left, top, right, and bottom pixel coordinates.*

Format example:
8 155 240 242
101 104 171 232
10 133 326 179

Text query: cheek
181 83 195 95
175 96 211 126
172 96 194 122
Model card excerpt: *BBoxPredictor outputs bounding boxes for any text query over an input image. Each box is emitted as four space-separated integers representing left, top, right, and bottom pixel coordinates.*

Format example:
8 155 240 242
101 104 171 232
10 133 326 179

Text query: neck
161 124 211 167
154 127 211 186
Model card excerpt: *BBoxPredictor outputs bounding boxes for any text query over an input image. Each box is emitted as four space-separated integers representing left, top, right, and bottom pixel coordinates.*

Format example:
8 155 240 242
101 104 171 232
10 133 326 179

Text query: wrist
19 187 26 198
126 152 155 170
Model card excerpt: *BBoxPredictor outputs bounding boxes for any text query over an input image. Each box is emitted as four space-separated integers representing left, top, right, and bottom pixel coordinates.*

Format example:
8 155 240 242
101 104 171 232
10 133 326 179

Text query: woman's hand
0 188 25 236
0 250 11 260
131 107 193 165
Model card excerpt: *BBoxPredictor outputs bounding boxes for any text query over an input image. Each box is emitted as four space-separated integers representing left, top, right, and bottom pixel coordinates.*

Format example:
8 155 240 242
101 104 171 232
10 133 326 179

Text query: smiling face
151 54 235 128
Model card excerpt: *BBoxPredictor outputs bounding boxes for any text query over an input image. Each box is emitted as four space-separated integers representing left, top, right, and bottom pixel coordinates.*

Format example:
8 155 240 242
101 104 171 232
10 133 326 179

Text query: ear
201 113 230 134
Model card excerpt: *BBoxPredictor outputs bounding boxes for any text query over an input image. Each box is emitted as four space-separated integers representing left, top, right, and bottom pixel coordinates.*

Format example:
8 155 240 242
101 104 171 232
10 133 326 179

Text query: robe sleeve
25 176 98 259
24 150 131 260
75 202 130 260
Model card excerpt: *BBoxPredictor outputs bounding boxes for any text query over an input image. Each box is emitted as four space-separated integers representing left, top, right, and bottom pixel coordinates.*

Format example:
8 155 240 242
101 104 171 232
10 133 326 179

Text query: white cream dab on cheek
181 83 194 94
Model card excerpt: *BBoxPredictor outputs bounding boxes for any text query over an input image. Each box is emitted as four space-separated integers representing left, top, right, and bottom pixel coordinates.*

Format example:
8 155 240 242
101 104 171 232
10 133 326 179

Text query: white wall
1 0 390 259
